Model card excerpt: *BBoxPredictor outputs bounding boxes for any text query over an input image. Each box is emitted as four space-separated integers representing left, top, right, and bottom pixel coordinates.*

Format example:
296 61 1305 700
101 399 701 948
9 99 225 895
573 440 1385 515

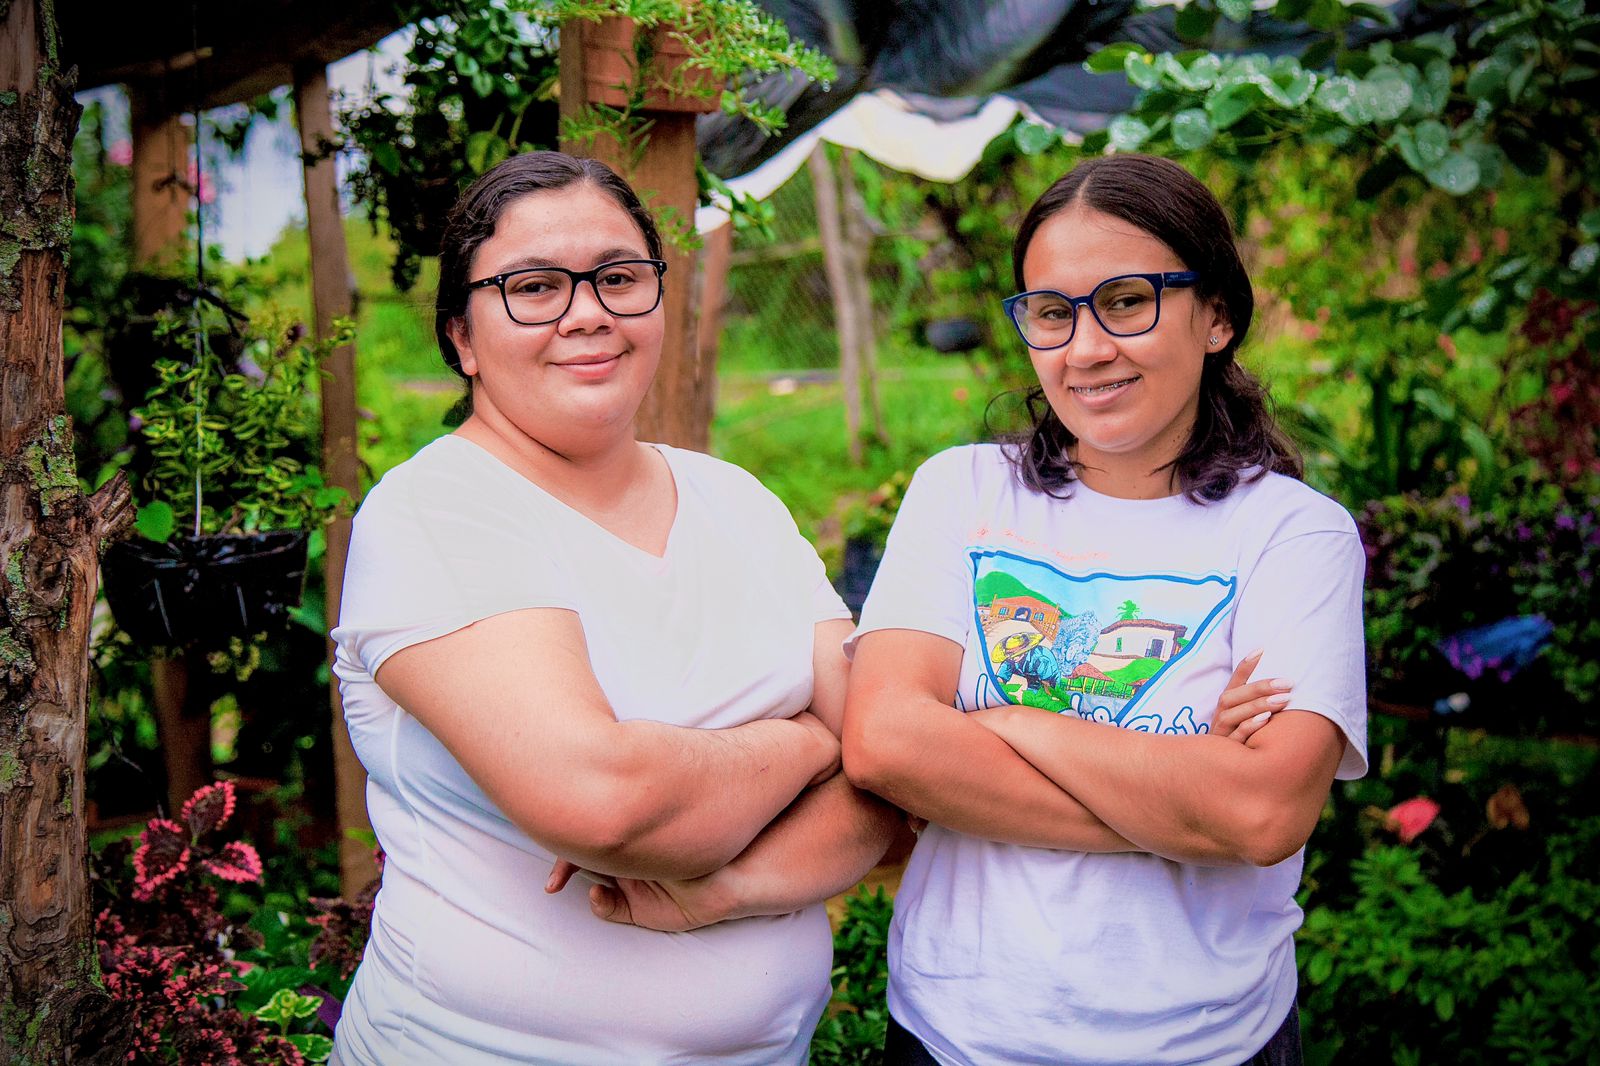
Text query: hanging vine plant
339 2 563 291
101 302 352 649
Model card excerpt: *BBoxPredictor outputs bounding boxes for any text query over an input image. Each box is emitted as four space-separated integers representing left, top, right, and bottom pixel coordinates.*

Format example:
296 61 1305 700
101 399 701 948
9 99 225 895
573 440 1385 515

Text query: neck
1071 457 1182 500
456 401 648 507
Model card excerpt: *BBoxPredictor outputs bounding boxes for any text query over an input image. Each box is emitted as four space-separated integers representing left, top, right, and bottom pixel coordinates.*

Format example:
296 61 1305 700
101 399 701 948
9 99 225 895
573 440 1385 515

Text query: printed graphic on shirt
966 549 1236 733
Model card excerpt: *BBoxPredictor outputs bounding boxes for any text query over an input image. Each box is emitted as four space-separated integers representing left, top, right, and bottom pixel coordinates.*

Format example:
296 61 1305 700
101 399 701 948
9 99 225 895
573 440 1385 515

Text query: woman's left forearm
714 771 901 919
975 706 1344 866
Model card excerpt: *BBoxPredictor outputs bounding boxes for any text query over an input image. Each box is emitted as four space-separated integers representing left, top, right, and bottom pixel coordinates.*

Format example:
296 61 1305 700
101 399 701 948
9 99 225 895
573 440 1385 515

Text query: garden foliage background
62 0 1599 1061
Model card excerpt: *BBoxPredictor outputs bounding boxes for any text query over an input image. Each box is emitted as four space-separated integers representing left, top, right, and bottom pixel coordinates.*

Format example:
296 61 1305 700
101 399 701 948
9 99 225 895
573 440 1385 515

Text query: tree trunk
838 148 886 448
0 2 134 1061
809 145 864 464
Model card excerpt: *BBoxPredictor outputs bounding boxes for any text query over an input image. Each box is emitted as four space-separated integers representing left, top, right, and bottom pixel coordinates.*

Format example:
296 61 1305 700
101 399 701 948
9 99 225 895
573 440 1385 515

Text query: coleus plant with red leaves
93 781 317 1065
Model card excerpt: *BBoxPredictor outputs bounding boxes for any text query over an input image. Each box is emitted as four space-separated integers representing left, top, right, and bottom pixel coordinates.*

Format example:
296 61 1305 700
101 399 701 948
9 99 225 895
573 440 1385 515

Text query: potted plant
101 301 353 649
836 470 910 615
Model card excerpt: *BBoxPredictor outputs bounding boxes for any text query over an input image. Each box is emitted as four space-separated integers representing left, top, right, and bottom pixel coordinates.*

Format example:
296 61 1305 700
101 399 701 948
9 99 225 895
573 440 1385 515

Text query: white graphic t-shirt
849 444 1368 1066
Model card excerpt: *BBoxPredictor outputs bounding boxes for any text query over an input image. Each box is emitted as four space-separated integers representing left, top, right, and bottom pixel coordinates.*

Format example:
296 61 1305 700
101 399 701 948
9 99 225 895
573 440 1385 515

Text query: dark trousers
883 1003 1302 1066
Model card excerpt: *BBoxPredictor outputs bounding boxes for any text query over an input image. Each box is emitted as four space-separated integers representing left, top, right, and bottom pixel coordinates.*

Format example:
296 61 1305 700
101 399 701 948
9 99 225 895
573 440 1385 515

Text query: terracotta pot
581 17 721 114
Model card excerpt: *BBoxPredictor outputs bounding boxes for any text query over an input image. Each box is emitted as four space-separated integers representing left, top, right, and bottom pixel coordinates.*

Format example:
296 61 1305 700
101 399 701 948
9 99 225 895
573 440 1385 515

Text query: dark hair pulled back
1004 153 1302 502
434 150 663 378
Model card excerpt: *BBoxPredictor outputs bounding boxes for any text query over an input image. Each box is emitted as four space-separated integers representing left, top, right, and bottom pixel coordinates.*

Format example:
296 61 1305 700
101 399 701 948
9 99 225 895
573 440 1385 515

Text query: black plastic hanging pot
102 531 310 648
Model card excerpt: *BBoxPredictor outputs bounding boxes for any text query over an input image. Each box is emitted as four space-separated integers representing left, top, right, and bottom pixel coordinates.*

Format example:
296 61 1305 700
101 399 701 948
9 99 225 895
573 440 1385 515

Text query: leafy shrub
1359 478 1600 728
810 886 894 1065
93 781 372 1065
1297 835 1600 1066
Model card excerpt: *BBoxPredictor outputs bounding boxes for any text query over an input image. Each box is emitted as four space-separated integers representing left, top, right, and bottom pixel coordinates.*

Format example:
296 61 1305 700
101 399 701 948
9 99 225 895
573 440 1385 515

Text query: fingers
1222 649 1265 694
589 883 632 924
545 859 581 894
1229 710 1274 742
1215 690 1293 737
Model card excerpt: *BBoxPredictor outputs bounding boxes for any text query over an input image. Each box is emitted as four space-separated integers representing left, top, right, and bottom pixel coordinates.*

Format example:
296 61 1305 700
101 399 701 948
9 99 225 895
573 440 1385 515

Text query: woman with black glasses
328 151 899 1065
843 154 1368 1066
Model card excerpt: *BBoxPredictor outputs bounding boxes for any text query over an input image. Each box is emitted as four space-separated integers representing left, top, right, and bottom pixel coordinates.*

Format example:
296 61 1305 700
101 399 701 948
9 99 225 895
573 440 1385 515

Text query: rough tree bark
1 2 134 1061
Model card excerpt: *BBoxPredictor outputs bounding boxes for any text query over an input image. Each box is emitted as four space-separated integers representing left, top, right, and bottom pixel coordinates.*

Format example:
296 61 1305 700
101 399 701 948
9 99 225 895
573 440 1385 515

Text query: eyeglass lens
1011 275 1162 348
502 262 661 325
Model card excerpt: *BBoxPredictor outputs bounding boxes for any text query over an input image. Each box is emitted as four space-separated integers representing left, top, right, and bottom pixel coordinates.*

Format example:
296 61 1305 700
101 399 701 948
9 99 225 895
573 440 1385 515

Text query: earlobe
448 317 477 376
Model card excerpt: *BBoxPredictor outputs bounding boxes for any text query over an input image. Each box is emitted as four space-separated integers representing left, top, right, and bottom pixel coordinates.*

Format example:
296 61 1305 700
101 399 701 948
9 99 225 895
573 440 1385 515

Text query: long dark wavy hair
1002 154 1302 502
434 151 663 379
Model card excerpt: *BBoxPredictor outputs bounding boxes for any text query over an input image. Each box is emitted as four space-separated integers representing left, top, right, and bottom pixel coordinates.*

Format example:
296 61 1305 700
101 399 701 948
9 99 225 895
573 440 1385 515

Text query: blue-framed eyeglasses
467 258 667 326
1002 271 1200 350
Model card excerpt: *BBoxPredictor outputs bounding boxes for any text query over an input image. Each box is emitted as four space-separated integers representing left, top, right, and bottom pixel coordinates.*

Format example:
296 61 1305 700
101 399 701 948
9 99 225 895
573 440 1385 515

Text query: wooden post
694 221 733 436
808 144 865 464
0 2 134 1058
127 82 190 269
293 61 375 897
558 18 712 451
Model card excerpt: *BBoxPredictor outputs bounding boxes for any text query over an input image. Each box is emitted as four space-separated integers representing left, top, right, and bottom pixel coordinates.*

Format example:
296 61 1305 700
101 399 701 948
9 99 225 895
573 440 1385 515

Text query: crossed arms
841 628 1346 867
376 610 899 924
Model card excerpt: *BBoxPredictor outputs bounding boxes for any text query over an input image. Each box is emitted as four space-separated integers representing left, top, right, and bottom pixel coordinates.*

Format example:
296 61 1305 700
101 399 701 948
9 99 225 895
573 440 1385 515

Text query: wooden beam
559 18 712 452
293 61 374 898
127 84 190 268
694 221 734 436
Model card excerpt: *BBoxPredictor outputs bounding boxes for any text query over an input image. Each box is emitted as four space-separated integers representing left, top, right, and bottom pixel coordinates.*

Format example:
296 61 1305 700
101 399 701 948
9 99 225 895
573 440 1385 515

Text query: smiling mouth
1070 377 1138 396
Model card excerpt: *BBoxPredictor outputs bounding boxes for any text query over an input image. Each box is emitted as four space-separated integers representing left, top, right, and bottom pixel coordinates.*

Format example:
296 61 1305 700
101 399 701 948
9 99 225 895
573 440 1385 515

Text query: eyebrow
487 247 648 276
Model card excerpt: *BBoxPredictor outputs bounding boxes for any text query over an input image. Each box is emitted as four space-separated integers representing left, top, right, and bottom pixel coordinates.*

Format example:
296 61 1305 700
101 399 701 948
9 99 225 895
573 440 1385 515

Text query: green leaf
466 131 509 175
1107 115 1152 151
1014 122 1059 155
134 502 177 543
1206 83 1260 129
1079 129 1111 154
1171 108 1216 150
1176 3 1220 40
1507 56 1537 101
1465 56 1511 99
368 140 401 177
1274 0 1315 21
1347 2 1397 25
255 987 322 1026
1124 52 1160 90
1307 949 1335 985
1218 0 1254 23
1412 120 1450 167
286 1033 335 1063
1086 42 1145 73
1425 150 1480 195
471 69 496 99
1434 989 1455 1021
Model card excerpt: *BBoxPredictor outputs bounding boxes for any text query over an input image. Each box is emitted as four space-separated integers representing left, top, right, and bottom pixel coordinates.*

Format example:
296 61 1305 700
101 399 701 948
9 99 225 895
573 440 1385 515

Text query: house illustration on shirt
1086 619 1189 675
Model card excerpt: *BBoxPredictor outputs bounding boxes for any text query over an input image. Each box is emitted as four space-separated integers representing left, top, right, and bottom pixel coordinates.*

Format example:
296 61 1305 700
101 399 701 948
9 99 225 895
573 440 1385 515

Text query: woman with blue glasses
843 154 1368 1065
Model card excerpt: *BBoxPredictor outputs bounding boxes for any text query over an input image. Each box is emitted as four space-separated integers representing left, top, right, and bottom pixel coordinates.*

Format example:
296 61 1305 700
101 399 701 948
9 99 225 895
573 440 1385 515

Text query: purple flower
1453 494 1472 515
1516 524 1534 541
1556 513 1576 530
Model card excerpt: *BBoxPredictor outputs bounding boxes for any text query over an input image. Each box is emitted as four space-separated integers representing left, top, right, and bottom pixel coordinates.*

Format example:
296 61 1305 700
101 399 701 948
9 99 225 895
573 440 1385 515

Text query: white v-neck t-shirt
330 435 850 1065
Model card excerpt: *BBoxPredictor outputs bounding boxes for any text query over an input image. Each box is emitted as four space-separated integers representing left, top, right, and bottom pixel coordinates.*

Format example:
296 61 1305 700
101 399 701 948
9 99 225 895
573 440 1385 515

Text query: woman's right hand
789 710 842 787
1212 650 1293 742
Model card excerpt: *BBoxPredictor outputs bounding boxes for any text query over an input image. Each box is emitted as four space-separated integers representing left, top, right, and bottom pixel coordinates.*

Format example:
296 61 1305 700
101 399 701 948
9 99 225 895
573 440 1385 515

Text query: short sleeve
332 462 577 680
845 448 976 657
1232 527 1369 779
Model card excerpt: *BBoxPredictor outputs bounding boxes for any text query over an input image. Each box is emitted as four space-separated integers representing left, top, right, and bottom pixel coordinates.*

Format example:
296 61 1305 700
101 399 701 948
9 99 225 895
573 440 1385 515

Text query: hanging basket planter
579 17 722 113
102 531 310 648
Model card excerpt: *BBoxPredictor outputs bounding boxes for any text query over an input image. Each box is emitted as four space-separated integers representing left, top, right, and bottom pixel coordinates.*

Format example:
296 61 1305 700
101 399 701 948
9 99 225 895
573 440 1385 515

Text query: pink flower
1386 797 1441 844
107 139 133 166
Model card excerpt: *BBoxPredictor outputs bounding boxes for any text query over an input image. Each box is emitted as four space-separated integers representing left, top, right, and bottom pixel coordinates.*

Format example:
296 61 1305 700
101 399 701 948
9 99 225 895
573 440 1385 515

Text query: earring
1209 336 1219 347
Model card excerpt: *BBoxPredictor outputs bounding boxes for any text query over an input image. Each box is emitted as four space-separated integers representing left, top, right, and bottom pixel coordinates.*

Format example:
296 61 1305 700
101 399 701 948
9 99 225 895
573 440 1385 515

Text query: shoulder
911 442 1012 490
658 445 797 526
354 436 481 526
1228 471 1360 545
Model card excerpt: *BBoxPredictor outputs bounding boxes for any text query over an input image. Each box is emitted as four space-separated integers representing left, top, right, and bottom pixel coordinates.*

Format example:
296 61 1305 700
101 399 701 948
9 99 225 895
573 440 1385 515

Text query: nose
557 278 613 333
1063 305 1118 367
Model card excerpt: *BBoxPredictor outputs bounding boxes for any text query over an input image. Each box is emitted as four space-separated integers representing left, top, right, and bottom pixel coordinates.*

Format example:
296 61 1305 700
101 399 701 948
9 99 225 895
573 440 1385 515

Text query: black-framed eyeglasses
1002 271 1200 350
467 258 668 326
